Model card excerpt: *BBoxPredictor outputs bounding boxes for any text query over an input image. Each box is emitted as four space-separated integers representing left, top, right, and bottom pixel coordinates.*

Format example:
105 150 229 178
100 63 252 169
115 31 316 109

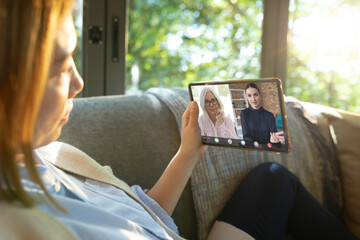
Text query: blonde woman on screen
1 1 357 239
198 87 237 139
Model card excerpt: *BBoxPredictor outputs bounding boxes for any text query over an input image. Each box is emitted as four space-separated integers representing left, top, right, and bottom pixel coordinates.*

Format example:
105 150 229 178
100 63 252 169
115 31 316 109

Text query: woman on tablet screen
198 87 237 139
1 1 358 239
240 83 284 147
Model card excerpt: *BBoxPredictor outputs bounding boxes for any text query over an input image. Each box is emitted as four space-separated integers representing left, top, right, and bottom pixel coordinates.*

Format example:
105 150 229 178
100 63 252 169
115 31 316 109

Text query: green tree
126 0 263 91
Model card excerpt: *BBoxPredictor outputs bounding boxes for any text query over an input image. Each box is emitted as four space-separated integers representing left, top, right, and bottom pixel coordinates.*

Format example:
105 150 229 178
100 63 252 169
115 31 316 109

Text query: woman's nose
69 58 84 99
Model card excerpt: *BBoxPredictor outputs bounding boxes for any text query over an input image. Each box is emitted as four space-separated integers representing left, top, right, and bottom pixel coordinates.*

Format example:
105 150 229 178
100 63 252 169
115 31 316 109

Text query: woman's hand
146 102 207 215
270 131 285 143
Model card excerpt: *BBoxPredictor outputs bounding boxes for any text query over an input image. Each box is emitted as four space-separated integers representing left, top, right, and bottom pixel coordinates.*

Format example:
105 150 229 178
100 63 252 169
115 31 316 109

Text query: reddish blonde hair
0 0 74 207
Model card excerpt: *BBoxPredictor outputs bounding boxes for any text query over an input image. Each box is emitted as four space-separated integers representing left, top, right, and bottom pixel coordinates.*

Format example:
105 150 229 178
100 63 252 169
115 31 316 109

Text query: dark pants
218 162 358 240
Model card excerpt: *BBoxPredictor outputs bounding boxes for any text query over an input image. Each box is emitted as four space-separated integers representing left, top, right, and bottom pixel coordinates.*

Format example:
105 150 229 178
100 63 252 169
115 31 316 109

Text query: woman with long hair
198 87 237 139
1 1 358 239
0 1 206 239
240 83 284 147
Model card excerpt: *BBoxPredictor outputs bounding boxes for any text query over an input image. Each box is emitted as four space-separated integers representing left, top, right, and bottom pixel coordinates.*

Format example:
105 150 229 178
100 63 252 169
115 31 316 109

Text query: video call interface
189 80 290 152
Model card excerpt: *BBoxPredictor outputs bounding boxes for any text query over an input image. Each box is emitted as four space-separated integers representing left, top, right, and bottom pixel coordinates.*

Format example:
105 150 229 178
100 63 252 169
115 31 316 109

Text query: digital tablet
188 78 291 153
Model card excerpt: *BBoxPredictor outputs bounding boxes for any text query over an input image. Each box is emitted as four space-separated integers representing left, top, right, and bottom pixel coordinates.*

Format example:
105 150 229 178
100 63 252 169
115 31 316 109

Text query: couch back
58 93 198 239
58 89 358 240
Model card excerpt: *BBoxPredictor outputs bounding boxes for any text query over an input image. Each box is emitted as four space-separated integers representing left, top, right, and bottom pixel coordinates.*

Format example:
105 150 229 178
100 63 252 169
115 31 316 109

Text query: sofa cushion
299 101 360 238
149 88 343 240
324 110 360 238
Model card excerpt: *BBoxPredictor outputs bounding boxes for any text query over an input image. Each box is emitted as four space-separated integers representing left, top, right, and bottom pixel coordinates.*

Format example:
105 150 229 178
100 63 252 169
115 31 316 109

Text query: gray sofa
58 89 197 239
58 88 360 240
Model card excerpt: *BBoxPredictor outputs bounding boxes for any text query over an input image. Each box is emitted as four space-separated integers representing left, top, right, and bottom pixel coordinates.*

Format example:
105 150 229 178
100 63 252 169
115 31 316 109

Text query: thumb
182 102 192 128
188 101 199 126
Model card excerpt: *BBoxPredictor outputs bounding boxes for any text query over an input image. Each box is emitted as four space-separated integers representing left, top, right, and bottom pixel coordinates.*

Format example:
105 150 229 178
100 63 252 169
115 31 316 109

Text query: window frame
81 0 289 96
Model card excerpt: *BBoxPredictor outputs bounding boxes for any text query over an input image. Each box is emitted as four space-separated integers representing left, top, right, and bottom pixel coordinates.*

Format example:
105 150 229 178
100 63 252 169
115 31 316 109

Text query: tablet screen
188 78 291 153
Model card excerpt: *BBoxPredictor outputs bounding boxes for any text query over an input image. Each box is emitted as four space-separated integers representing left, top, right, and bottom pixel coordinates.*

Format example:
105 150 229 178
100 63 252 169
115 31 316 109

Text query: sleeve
269 113 278 133
130 185 179 234
240 110 255 146
267 112 281 148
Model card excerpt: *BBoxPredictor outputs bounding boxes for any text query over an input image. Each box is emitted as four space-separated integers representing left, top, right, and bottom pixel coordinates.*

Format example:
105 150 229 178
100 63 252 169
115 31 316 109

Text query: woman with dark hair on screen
240 83 284 147
198 87 237 139
1 1 358 239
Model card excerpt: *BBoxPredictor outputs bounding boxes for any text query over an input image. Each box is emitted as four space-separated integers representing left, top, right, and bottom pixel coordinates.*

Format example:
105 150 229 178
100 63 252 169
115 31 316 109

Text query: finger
276 131 284 136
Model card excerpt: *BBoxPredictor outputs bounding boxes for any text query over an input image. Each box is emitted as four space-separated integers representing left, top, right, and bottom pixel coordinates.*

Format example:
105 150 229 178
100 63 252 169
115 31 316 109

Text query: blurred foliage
126 0 263 91
287 0 360 112
73 0 359 112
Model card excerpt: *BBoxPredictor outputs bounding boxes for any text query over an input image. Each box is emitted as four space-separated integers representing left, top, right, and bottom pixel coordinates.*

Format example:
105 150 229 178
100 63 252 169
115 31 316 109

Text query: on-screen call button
267 143 272 148
214 138 220 143
227 139 232 144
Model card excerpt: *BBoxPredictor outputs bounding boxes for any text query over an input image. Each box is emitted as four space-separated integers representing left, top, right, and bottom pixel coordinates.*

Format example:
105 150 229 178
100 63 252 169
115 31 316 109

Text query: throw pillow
323 110 360 238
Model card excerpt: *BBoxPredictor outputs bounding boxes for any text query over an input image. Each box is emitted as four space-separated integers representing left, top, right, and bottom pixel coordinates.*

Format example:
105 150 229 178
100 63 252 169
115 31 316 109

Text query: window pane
126 0 263 94
287 0 360 112
73 0 83 77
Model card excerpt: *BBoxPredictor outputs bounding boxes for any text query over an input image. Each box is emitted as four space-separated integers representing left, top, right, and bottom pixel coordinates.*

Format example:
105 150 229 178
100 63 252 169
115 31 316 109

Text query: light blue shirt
19 153 178 240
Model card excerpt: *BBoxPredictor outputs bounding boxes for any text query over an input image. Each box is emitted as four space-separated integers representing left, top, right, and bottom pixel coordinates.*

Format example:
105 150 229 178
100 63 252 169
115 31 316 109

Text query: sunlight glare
292 3 360 72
